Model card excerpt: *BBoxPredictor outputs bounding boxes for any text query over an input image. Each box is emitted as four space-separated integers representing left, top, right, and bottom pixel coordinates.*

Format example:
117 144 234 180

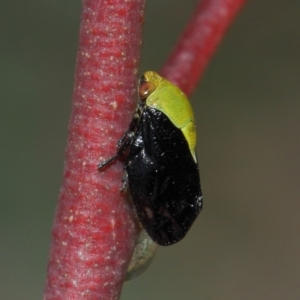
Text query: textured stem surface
44 0 145 299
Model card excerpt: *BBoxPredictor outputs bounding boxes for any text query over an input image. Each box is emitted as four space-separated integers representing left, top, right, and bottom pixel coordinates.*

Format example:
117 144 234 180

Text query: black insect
98 71 202 246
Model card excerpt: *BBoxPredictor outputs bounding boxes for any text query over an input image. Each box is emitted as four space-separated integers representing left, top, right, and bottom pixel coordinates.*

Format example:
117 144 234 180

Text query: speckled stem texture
44 0 245 299
44 0 145 299
161 0 246 96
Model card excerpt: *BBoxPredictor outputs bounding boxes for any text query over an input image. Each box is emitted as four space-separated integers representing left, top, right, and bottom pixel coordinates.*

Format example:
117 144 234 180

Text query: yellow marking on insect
142 71 197 163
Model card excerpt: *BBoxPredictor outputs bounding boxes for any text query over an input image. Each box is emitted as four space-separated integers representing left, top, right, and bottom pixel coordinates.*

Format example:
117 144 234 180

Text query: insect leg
97 154 119 170
120 171 129 193
97 131 132 170
98 113 139 170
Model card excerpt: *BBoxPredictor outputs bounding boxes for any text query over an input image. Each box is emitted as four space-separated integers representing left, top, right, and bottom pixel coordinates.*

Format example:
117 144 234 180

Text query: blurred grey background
1 1 300 299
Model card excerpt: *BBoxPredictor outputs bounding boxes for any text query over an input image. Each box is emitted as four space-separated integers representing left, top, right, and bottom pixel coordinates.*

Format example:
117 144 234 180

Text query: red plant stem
44 0 145 299
44 0 246 299
161 0 246 96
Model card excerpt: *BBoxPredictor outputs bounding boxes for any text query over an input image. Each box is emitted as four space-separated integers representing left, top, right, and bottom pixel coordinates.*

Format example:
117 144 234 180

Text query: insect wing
125 107 202 246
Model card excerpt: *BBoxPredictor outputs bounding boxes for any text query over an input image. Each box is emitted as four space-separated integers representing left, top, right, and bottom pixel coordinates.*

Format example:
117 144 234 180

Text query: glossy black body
125 107 202 246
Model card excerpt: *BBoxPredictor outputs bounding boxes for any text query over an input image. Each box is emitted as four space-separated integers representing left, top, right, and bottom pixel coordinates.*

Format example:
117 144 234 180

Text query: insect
98 71 202 246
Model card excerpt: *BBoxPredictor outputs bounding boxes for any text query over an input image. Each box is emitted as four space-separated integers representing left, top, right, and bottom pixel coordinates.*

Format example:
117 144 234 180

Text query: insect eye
139 81 155 100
